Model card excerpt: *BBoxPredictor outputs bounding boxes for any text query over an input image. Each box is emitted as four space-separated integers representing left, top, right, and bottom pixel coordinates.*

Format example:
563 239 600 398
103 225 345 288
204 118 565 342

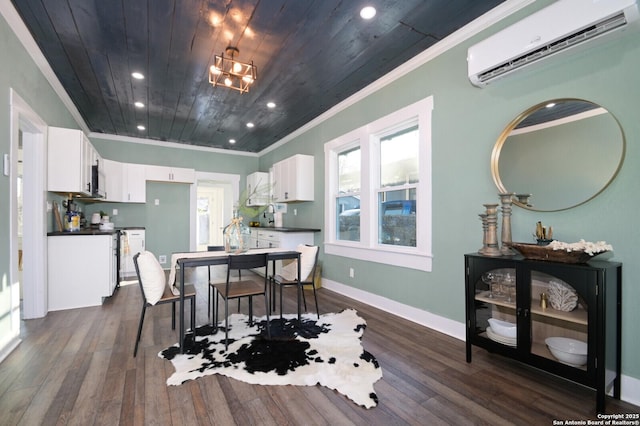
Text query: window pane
338 147 360 193
378 189 416 247
337 196 360 241
380 126 418 187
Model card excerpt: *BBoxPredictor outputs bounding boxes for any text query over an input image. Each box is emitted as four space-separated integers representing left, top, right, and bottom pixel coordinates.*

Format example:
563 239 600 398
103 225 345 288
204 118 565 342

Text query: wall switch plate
158 255 167 264
155 199 160 205
349 267 354 278
112 209 118 216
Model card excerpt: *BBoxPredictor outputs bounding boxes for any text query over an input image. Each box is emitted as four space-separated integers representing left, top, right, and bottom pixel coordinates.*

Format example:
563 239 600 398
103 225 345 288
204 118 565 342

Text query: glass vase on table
223 212 251 254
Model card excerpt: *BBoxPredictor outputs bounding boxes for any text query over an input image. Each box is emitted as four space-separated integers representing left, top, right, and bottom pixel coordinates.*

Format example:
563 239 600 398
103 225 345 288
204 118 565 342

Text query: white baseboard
322 279 465 341
0 337 21 364
322 278 640 407
621 376 640 407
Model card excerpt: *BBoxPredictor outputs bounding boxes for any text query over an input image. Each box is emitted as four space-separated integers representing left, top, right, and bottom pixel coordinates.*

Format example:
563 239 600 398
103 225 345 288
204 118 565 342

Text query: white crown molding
2 0 533 156
259 0 535 155
88 132 259 157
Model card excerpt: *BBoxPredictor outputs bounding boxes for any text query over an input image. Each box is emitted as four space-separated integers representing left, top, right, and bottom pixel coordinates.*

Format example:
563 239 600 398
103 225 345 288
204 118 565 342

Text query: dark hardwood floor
1 268 637 425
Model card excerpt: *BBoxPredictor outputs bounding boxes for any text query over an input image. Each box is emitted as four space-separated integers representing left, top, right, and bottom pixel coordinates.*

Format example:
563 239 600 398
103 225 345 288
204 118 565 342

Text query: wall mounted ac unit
467 0 639 87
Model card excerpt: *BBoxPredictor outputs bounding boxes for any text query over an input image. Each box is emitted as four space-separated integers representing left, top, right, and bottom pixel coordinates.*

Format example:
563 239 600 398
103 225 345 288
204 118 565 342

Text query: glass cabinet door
528 270 589 370
473 267 518 347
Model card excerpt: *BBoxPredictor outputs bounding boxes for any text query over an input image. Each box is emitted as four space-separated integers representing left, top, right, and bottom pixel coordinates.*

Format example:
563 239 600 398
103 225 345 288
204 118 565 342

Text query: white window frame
324 96 433 272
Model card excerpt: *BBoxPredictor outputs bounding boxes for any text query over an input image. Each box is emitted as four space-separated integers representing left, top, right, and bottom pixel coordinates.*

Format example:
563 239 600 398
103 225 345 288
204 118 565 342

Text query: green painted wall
258 2 640 383
2 0 640 386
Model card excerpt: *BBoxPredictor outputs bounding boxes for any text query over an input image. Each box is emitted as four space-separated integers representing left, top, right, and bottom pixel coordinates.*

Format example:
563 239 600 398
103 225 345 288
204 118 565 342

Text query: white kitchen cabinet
145 165 195 183
249 228 316 275
103 159 123 202
272 154 314 202
48 233 118 311
246 171 270 206
122 163 146 202
252 228 315 249
48 126 93 195
103 160 146 203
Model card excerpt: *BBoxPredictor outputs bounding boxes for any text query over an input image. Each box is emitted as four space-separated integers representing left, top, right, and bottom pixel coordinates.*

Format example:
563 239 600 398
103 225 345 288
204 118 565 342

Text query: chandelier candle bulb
209 46 257 93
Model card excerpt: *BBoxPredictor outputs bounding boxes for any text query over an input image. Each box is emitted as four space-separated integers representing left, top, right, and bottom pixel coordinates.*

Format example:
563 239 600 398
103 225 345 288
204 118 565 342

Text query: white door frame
189 171 239 251
10 89 48 320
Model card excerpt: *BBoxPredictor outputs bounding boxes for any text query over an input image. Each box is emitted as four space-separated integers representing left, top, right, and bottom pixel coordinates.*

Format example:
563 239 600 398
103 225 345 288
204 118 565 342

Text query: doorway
1 90 47 362
189 172 239 251
196 184 225 251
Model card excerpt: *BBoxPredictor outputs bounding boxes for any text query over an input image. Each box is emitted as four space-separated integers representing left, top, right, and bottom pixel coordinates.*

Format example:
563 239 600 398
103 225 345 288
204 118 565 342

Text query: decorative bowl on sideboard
545 337 588 366
506 242 606 264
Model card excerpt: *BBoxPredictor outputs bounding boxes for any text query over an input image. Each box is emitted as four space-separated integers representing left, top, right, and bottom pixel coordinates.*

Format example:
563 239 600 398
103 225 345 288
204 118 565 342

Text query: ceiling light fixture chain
209 46 257 93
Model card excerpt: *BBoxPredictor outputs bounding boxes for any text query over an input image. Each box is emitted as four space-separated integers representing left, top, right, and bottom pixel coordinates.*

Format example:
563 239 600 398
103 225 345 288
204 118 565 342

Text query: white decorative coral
547 280 578 312
547 239 613 256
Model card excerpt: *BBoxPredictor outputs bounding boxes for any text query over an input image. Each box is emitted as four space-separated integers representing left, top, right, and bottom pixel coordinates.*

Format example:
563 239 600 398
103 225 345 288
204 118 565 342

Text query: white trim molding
322 278 464 341
322 277 640 406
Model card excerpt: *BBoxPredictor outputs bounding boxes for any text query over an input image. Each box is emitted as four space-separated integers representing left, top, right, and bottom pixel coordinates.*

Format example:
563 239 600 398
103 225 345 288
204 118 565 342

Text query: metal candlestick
478 213 488 255
482 203 502 257
499 192 515 256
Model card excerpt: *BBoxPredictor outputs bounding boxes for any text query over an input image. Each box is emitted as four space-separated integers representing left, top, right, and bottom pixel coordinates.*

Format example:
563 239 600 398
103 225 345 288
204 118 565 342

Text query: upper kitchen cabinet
246 171 270 206
103 159 122 202
145 165 195 184
103 160 146 203
272 154 314 202
48 126 96 195
123 163 146 202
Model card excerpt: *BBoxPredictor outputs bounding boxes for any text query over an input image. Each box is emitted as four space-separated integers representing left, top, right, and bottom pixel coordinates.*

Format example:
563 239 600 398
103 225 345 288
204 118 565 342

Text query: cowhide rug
159 309 382 408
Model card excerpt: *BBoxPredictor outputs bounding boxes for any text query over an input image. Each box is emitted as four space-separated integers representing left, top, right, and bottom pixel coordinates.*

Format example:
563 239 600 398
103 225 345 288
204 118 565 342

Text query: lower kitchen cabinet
464 253 622 413
249 228 315 249
249 228 317 275
48 233 118 311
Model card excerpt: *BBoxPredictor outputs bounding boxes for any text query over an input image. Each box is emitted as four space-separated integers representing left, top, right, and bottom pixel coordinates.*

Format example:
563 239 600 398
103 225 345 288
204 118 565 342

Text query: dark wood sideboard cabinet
464 253 622 413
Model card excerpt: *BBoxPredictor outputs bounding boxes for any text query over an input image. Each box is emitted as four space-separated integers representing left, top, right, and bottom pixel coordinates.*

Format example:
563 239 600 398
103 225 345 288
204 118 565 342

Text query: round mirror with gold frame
491 98 625 212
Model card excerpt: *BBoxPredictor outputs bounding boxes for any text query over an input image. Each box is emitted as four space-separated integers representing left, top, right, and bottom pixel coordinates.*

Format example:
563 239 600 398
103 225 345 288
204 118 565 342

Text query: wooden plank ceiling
11 0 504 152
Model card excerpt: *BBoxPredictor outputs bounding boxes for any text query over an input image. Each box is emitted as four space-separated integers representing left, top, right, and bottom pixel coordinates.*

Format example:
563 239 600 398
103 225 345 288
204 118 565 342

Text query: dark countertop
48 229 119 236
249 227 321 232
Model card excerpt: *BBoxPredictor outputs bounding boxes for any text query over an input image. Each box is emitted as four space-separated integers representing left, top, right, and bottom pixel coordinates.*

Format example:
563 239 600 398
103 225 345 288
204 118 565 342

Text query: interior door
190 172 239 252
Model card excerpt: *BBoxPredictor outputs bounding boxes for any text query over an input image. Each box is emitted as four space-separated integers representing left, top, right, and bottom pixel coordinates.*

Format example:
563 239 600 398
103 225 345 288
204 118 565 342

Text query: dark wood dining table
170 248 301 353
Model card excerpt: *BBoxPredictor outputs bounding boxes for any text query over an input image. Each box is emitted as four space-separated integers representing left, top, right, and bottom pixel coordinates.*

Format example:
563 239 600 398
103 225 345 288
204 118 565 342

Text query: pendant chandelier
209 47 257 93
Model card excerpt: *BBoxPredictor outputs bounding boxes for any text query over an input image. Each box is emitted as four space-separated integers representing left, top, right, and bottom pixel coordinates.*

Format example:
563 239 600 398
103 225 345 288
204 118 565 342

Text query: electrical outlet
294 208 297 216
349 267 354 278
112 208 118 216
155 199 160 205
159 255 167 264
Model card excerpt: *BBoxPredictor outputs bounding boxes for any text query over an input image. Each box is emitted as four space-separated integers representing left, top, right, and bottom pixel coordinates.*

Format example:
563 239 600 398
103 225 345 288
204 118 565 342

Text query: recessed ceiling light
137 125 145 130
134 101 144 108
267 101 276 108
246 122 254 128
132 72 144 79
360 6 376 20
229 139 236 144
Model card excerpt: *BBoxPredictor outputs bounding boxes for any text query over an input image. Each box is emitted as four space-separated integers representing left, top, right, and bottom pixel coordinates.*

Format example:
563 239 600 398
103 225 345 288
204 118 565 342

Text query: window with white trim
324 97 433 271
